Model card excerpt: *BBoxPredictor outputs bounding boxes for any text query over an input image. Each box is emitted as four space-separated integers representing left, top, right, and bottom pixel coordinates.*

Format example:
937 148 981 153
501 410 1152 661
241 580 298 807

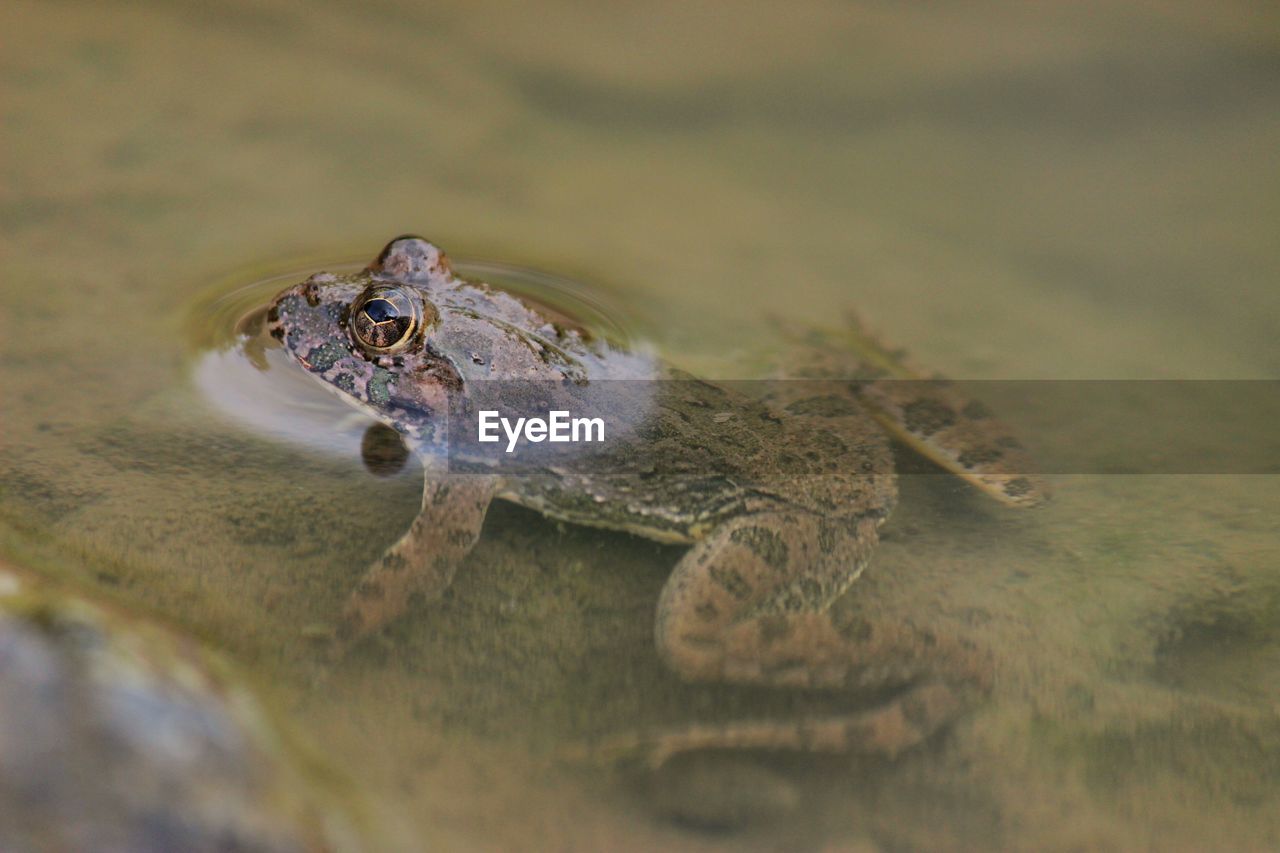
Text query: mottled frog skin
267 236 1045 764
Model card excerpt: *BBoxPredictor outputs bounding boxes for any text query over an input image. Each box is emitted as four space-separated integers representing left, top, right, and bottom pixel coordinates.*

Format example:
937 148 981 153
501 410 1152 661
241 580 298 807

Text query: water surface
3 1 1279 849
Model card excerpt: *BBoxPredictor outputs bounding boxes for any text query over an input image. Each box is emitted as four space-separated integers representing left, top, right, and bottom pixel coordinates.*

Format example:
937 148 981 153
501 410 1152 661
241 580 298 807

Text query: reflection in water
361 423 410 478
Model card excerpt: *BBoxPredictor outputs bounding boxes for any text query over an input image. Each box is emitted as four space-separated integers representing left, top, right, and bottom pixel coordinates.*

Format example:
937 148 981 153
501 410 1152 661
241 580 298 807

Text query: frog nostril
302 282 321 307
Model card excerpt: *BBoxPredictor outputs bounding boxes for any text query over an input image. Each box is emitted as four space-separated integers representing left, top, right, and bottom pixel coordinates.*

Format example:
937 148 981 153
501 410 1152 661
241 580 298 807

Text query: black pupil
363 298 399 323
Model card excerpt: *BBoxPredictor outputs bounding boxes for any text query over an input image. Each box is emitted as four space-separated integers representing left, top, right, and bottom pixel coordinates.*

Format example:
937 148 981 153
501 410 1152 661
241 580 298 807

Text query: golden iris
350 286 420 353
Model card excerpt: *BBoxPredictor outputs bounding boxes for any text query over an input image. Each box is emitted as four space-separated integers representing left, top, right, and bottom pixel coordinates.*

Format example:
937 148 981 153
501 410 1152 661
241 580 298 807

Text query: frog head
266 238 463 449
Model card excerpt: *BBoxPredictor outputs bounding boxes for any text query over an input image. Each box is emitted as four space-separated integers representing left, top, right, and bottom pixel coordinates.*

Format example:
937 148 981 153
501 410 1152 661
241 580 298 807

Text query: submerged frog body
267 236 1045 764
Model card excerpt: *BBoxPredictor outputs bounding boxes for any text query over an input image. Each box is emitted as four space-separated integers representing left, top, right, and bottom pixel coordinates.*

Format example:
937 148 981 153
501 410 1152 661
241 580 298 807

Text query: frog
266 235 1046 765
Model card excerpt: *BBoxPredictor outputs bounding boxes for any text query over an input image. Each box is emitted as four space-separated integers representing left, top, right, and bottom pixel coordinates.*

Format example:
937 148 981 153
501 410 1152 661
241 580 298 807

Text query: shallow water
3 1 1279 849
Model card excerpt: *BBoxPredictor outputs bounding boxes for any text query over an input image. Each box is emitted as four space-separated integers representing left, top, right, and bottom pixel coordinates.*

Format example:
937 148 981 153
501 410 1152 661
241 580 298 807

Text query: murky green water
3 1 1279 849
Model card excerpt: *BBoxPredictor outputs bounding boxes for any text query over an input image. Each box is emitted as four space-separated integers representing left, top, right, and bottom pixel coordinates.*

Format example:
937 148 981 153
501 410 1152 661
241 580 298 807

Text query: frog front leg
638 511 989 765
337 470 497 647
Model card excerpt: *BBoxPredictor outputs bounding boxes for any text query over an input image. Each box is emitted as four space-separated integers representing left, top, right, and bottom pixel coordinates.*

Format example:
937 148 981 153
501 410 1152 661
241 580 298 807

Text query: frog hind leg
335 473 497 650
775 313 1050 508
629 511 989 766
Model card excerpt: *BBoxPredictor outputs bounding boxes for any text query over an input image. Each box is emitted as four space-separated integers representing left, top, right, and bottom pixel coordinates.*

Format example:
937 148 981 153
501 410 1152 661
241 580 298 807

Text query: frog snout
265 283 326 350
264 286 300 344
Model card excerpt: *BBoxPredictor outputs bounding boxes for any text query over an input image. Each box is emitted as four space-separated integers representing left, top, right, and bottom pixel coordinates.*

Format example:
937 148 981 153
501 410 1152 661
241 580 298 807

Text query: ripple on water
187 255 645 460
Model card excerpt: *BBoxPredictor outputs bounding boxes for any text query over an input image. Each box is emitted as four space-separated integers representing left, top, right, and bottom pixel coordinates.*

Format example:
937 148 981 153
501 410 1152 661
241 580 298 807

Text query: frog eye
350 286 421 353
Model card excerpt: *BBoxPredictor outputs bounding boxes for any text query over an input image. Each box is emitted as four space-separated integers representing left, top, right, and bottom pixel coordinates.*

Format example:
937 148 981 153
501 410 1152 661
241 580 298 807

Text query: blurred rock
0 563 366 852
